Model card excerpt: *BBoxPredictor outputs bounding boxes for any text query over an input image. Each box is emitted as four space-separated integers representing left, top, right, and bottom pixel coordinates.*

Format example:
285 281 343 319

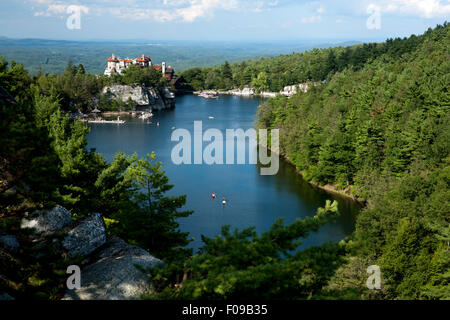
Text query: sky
0 0 448 41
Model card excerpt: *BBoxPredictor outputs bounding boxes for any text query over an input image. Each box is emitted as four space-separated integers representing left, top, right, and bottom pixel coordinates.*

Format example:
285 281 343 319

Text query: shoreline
101 111 134 116
265 146 365 206
284 156 366 206
194 89 277 98
193 82 318 98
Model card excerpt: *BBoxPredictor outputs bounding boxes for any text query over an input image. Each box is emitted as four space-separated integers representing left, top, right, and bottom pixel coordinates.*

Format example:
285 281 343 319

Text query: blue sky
0 0 448 41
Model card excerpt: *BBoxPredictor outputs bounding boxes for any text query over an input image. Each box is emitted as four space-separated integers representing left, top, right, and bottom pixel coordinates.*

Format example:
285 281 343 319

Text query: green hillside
182 27 439 92
256 23 449 299
0 23 448 301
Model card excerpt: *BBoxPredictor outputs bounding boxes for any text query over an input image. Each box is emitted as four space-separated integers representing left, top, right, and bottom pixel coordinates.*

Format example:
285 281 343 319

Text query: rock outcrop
280 83 316 97
63 213 107 258
227 86 255 96
18 205 163 300
63 238 163 300
102 85 175 110
219 82 319 98
20 205 71 235
260 91 277 98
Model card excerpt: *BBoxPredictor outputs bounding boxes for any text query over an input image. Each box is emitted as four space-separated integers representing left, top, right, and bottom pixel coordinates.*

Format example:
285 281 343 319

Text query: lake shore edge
265 145 366 206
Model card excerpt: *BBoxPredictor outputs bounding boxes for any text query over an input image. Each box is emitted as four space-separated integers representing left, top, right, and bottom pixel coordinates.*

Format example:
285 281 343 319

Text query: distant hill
0 37 361 75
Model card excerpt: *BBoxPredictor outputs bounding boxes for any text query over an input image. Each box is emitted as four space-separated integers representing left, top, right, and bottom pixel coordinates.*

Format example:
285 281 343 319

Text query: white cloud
381 0 450 18
301 15 322 23
174 0 239 22
251 0 280 13
34 4 89 17
106 0 238 22
31 0 54 3
317 4 325 14
300 2 325 24
34 4 65 17
29 0 286 22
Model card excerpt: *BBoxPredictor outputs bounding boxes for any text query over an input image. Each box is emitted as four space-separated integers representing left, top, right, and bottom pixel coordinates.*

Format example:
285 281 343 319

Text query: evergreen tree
221 61 233 89
148 201 342 299
251 72 269 93
106 153 193 260
76 64 85 75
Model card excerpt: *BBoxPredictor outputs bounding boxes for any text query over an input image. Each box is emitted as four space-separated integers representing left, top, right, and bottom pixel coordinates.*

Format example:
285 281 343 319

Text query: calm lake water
87 94 360 252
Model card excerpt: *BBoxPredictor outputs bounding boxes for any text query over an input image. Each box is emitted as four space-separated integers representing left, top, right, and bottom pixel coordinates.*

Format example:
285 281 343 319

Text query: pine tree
107 153 193 260
76 64 85 75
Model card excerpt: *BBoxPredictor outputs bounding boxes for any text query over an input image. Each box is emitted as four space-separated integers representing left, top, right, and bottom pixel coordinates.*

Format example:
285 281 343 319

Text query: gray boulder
0 234 19 253
63 238 163 300
63 213 107 258
21 205 71 235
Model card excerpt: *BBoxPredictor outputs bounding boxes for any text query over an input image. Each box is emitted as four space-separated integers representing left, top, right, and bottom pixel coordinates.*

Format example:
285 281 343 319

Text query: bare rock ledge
63 238 163 300
63 213 107 258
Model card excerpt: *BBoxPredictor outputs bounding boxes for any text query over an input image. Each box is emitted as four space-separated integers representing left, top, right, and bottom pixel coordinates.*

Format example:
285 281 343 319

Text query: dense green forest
0 58 193 298
182 27 439 92
1 23 449 300
0 56 357 300
24 60 169 113
255 23 449 299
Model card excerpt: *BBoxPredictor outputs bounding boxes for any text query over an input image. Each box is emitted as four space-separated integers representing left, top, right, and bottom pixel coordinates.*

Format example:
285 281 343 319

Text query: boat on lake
139 112 153 120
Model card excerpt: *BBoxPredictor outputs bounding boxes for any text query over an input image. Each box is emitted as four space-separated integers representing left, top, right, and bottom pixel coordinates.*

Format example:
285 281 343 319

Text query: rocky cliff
279 82 319 97
102 85 175 111
0 206 163 300
218 82 319 98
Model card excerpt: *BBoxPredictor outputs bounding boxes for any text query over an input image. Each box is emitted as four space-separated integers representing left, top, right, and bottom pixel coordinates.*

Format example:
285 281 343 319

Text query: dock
87 116 125 124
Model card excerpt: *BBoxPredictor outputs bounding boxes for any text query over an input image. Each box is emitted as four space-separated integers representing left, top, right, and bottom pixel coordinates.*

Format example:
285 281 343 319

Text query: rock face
63 238 163 300
280 82 318 97
21 205 71 235
260 91 277 98
0 234 19 253
102 85 174 110
227 86 255 96
17 204 163 300
63 213 107 258
221 82 318 98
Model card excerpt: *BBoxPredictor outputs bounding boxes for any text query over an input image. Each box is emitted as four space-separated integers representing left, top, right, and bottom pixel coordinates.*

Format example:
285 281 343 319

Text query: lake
87 94 360 252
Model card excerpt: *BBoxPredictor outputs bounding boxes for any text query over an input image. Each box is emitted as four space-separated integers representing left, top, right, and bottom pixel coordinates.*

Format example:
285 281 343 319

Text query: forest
181 27 435 92
0 23 448 300
255 23 449 299
0 52 352 300
27 60 169 113
0 58 193 298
